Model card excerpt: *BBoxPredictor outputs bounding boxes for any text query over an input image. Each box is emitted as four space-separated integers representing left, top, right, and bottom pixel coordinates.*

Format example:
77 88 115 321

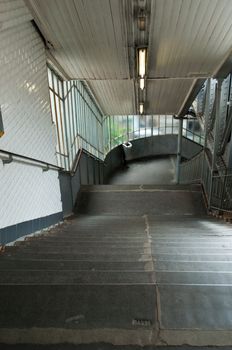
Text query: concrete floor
108 156 176 185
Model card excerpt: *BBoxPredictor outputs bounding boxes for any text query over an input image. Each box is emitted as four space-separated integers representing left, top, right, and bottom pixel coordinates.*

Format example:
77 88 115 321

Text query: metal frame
48 66 104 171
103 114 204 155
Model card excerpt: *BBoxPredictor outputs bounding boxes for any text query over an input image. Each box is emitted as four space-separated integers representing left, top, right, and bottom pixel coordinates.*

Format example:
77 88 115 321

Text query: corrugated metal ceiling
25 0 232 115
148 0 232 78
89 80 136 115
146 79 194 115
25 0 129 80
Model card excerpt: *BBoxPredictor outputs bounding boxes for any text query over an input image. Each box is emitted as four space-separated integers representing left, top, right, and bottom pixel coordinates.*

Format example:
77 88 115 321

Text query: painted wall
0 1 62 241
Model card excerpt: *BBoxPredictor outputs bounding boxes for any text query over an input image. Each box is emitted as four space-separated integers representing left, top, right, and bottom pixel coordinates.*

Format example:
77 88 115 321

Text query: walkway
108 156 176 185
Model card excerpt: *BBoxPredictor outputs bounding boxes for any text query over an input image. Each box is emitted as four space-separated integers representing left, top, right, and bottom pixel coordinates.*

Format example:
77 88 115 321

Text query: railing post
201 79 211 183
204 79 211 148
176 118 183 183
220 172 227 210
212 79 223 170
208 78 223 209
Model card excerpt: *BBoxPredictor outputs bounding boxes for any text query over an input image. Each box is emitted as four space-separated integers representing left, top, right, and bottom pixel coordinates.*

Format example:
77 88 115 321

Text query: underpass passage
107 156 176 185
2 183 232 346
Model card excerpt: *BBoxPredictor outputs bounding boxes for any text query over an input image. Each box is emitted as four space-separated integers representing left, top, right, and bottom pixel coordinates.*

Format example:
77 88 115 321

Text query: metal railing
211 172 232 212
71 147 104 176
0 149 63 171
180 149 232 212
179 150 204 184
103 115 205 154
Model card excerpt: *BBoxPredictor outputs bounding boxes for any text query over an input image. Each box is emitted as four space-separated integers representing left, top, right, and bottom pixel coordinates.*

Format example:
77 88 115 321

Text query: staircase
1 185 232 347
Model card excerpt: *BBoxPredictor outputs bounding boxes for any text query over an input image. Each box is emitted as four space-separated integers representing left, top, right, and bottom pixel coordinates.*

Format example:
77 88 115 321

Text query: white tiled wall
0 0 62 228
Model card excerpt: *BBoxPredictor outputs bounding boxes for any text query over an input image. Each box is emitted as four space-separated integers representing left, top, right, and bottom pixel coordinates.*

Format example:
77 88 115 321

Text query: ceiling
25 0 232 115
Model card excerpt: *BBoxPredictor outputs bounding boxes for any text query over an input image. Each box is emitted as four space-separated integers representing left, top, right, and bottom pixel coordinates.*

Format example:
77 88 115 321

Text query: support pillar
203 79 211 148
208 78 223 209
176 118 183 183
212 79 223 170
201 79 211 182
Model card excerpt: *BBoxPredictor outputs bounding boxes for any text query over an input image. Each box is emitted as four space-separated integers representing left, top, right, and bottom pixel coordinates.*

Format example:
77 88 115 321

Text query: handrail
83 148 104 163
71 148 82 175
180 147 204 164
0 147 104 175
70 147 104 176
0 149 63 171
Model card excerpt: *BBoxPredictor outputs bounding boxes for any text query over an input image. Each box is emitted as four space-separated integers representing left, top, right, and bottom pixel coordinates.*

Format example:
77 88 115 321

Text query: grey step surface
0 270 154 285
0 260 150 271
80 184 202 191
0 284 156 328
1 185 232 346
75 186 205 216
1 345 232 350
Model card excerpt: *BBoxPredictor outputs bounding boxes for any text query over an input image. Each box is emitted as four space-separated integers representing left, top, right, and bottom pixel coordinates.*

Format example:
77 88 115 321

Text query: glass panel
133 115 140 139
152 115 159 135
146 116 152 136
173 117 179 134
166 115 173 134
159 115 166 135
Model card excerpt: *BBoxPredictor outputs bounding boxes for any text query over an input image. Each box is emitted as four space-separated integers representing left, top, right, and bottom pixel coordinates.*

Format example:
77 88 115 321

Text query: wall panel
0 3 62 234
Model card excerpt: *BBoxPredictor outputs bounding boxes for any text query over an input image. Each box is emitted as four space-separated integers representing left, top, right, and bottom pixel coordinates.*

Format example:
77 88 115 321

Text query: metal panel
149 0 232 79
178 79 205 117
25 0 232 115
146 79 193 114
89 80 136 115
25 0 129 80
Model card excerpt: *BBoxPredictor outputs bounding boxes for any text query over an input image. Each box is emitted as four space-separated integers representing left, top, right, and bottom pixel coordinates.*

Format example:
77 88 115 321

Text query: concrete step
3 252 151 262
155 260 232 272
0 284 156 328
0 345 230 350
0 259 150 271
0 270 154 285
80 184 202 191
8 246 148 256
75 190 206 216
21 237 147 245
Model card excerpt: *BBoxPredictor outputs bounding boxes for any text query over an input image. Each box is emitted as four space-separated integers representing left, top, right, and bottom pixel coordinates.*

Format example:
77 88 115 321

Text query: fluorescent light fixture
139 103 144 114
138 10 146 31
138 48 146 78
140 77 145 90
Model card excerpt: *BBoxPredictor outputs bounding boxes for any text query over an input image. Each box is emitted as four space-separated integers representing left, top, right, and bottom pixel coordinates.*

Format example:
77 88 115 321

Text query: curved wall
103 135 202 182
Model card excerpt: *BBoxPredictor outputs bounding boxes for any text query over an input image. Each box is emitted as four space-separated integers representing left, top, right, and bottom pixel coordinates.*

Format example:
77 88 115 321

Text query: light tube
138 48 146 78
140 77 145 90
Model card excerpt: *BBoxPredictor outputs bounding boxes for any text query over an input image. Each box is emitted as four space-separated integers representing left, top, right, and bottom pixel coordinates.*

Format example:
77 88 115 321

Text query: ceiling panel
149 0 232 79
146 79 194 114
26 0 129 80
89 80 136 115
25 0 232 115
